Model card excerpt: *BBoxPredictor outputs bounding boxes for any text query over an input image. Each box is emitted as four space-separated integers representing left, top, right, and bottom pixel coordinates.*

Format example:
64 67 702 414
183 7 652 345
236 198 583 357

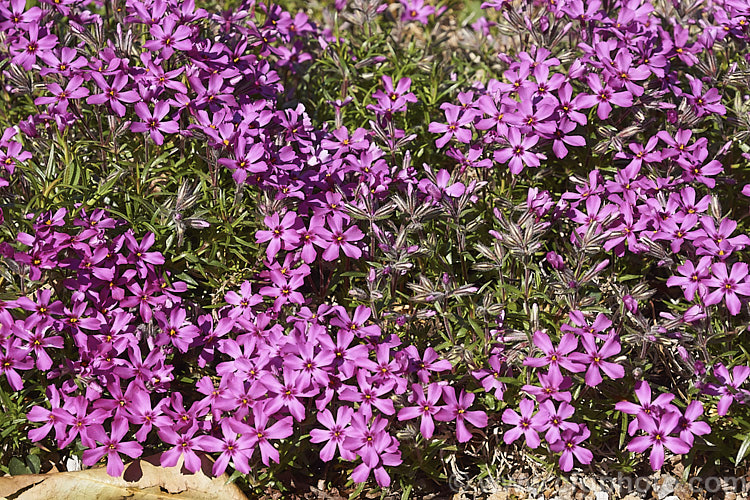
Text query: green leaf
736 434 750 464
8 457 29 476
26 453 41 474
401 482 413 500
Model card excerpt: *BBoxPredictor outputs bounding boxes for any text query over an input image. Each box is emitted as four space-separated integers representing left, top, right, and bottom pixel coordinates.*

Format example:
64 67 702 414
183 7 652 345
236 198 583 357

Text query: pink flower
400 0 434 24
435 386 488 442
569 334 625 387
310 406 356 461
703 262 750 315
502 398 546 448
576 73 633 120
523 331 585 373
493 127 541 175
549 424 593 471
82 418 143 477
627 412 691 470
397 383 444 439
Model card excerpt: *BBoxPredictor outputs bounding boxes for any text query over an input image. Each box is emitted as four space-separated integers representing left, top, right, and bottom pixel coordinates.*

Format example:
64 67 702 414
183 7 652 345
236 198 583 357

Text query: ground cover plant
0 0 749 497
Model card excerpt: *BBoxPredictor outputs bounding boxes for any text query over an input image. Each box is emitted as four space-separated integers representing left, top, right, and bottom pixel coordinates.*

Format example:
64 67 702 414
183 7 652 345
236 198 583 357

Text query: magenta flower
12 24 58 70
211 420 255 476
318 215 364 261
537 400 577 443
130 102 180 146
576 73 633 120
523 331 585 373
347 412 401 487
310 406 357 461
247 404 294 466
127 389 172 442
87 73 140 117
714 363 750 416
405 346 452 383
160 425 221 473
677 401 711 446
472 354 508 399
82 418 143 477
27 386 73 443
372 75 418 113
502 398 546 448
34 76 90 112
703 262 750 315
569 334 624 387
331 305 380 338
255 212 301 261
400 0 434 24
627 412 691 470
0 339 32 390
493 127 541 175
666 256 712 301
684 75 726 116
428 104 474 148
522 366 573 403
15 323 63 371
144 18 193 58
549 424 593 471
339 372 395 418
418 167 466 201
397 383 444 439
615 381 678 436
435 386 488 442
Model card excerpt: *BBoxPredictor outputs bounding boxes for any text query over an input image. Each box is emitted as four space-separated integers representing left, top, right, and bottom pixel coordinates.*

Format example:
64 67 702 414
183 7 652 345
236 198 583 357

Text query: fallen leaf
0 454 247 500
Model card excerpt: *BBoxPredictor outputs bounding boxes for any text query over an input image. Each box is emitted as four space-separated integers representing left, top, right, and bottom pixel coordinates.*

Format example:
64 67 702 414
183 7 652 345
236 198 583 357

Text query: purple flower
310 406 357 461
82 418 143 477
247 404 294 466
493 127 541 175
472 354 508 399
211 420 255 476
27 386 73 443
159 424 223 473
523 331 585 373
347 412 401 487
34 76 90 112
435 386 488 442
704 262 750 315
627 412 691 470
569 334 624 387
678 401 711 446
144 18 193 58
0 339 32 390
428 104 474 148
87 73 140 117
12 24 58 70
130 102 180 146
576 73 633 120
255 212 301 261
502 398 546 448
666 256 712 301
522 366 573 403
615 382 678 436
537 400 577 443
400 0 434 24
714 363 750 416
318 215 364 261
684 74 726 116
405 346 452 383
549 424 593 471
397 383 444 439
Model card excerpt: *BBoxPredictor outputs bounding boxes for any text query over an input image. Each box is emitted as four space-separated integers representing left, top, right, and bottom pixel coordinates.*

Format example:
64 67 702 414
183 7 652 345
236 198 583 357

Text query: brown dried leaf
0 455 247 500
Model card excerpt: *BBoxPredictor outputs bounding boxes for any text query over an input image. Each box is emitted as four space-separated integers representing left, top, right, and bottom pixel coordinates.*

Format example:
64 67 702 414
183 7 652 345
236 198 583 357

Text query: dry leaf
0 454 247 500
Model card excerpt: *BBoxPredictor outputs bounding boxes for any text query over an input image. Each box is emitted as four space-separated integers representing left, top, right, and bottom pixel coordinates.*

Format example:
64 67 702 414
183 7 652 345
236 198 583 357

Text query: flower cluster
0 0 749 491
